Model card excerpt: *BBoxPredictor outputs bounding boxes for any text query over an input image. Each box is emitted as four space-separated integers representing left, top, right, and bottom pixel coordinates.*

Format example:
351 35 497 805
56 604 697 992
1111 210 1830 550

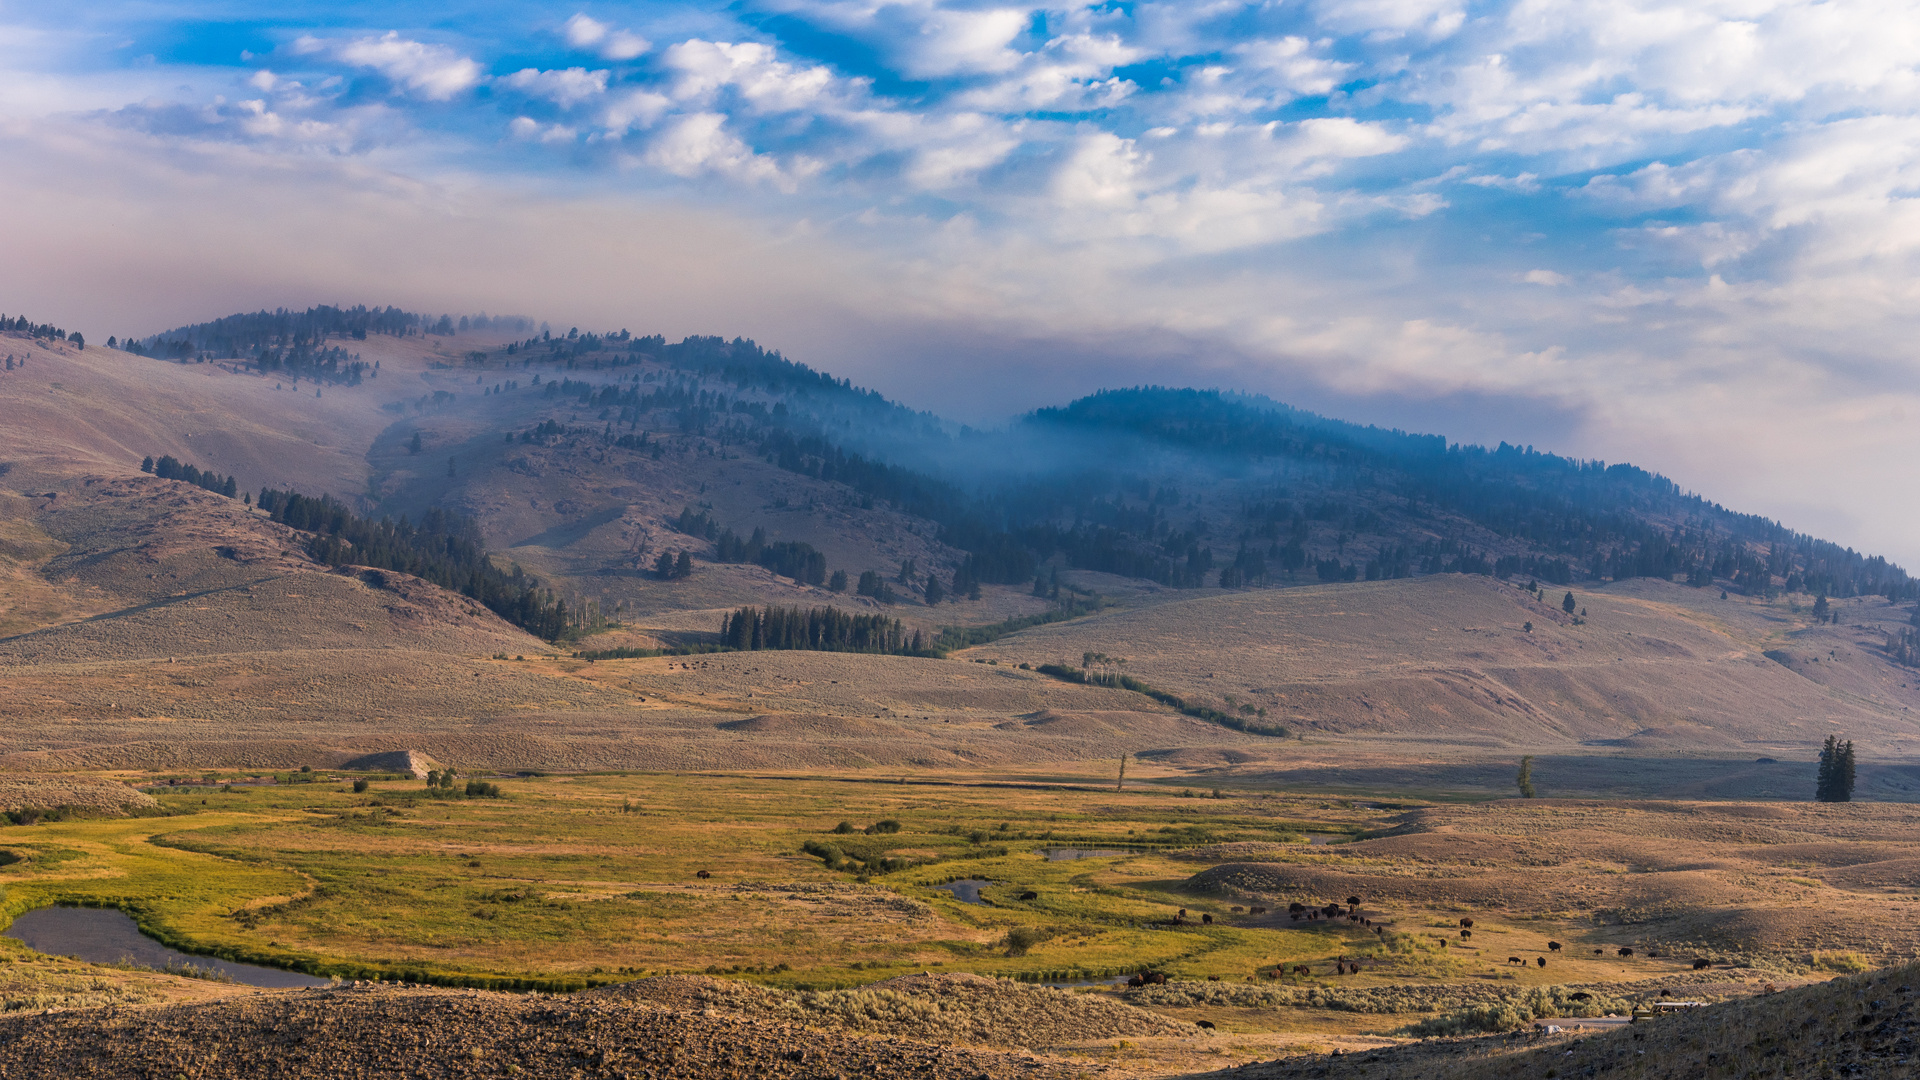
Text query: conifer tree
1562 591 1576 614
1816 735 1856 801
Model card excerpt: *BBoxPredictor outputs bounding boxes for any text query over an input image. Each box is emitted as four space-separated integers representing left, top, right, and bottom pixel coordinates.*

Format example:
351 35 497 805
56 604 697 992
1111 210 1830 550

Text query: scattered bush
1003 925 1054 957
1813 950 1871 973
352 779 370 794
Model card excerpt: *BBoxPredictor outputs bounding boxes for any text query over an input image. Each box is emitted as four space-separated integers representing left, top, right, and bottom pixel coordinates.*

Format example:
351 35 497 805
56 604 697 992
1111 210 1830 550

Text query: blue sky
5 1 1920 562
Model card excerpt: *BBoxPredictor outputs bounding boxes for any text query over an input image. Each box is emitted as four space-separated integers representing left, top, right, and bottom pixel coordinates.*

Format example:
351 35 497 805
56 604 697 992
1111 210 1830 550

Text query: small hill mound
0 984 1082 1080
589 971 1189 1047
0 775 156 813
337 750 435 778
715 713 906 738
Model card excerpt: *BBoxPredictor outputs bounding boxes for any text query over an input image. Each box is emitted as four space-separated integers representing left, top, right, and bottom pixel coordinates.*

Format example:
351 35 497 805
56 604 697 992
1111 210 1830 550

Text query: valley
3 313 1920 1076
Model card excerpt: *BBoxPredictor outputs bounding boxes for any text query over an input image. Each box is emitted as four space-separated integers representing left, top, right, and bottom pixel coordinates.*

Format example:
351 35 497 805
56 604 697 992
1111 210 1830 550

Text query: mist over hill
94 305 1916 615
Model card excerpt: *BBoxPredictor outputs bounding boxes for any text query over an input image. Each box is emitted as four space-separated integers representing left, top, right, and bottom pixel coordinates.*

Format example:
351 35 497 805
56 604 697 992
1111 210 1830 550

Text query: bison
1508 957 1524 965
1569 992 1591 1002
1693 958 1711 970
1290 913 1302 922
1536 957 1548 968
1460 929 1472 939
695 870 712 880
1018 890 1038 900
1460 918 1475 928
1618 948 1634 957
1230 906 1245 913
1293 965 1311 976
1196 1020 1216 1031
1548 941 1561 952
1250 906 1268 915
1288 902 1307 913
1202 913 1214 925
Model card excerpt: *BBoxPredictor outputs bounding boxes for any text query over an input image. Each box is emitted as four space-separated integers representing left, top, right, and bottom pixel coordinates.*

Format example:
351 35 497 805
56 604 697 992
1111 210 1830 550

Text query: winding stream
2 906 330 988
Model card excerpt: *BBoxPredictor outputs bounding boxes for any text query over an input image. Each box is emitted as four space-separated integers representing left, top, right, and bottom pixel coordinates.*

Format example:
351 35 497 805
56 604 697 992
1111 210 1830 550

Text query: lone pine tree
1816 735 1857 802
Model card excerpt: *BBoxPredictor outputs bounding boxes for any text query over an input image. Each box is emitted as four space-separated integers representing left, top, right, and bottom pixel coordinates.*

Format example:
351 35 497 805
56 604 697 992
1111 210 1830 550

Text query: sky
3 2 1920 564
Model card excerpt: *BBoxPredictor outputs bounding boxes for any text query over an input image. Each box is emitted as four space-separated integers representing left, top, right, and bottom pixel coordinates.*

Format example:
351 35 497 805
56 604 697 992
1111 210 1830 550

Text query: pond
1036 847 1132 861
2 907 330 988
932 879 992 905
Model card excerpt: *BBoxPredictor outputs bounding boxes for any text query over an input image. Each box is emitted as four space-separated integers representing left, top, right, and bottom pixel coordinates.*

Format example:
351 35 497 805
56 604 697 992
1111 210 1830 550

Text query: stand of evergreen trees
142 455 239 497
256 488 580 640
1816 734 1857 802
720 605 927 655
1 314 79 346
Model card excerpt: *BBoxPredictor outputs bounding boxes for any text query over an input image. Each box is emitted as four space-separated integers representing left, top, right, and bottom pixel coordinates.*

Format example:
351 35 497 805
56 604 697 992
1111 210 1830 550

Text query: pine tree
1516 755 1536 798
1816 735 1853 801
140 456 154 473
828 570 848 593
923 575 946 606
1562 591 1576 615
1813 594 1830 621
674 551 693 579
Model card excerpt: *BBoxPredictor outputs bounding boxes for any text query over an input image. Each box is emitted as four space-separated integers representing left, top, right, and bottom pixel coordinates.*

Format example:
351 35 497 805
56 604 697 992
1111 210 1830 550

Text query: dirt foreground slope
1205 959 1920 1080
0 984 1089 1080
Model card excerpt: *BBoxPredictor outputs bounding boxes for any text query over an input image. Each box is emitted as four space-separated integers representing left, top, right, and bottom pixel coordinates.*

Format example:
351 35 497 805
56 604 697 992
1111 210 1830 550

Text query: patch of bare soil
0 775 155 812
592 971 1191 1048
0 984 1092 1080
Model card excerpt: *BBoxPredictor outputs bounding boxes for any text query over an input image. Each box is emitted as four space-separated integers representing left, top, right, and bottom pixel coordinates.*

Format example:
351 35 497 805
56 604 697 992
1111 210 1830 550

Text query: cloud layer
5 2 1920 562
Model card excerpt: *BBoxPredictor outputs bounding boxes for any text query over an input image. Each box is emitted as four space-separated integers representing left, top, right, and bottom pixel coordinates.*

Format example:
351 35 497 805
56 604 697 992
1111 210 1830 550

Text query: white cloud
662 41 838 114
1523 269 1569 285
500 67 609 108
294 32 482 101
563 13 650 60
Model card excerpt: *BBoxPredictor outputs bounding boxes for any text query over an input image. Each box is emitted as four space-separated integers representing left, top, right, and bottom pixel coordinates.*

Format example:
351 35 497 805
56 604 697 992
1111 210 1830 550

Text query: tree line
719 604 930 655
142 455 238 497
1 314 81 348
256 488 588 640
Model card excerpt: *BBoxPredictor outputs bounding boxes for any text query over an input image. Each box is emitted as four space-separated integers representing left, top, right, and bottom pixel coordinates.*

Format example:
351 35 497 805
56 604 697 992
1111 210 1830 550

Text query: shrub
352 779 370 794
868 819 902 835
1003 925 1053 957
1813 950 1871 973
833 821 856 834
465 781 501 798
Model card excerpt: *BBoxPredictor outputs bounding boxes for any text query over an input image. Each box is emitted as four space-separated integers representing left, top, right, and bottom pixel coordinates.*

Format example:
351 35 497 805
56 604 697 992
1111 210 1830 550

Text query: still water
2 906 330 988
932 879 992 904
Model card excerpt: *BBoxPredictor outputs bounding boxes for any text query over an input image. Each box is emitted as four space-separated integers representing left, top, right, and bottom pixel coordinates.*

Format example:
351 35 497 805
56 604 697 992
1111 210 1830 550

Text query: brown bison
1459 917 1474 928
1202 913 1214 925
1618 947 1634 957
1460 929 1472 939
1250 906 1268 915
1293 965 1311 976
1547 941 1561 952
1508 957 1524 965
1536 957 1548 968
1692 958 1711 970
1019 890 1038 900
1230 906 1245 913
1196 1020 1216 1030
695 870 712 880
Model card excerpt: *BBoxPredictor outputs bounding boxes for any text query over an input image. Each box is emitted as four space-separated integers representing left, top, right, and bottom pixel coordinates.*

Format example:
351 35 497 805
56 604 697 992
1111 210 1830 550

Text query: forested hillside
115 309 1918 607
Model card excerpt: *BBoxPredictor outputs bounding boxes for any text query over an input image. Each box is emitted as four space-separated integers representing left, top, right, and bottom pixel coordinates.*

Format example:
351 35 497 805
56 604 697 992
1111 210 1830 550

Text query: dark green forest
256 488 582 640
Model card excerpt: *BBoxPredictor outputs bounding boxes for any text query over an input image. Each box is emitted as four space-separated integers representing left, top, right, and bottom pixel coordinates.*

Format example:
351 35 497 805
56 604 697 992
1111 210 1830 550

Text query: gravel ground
0 984 1095 1080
